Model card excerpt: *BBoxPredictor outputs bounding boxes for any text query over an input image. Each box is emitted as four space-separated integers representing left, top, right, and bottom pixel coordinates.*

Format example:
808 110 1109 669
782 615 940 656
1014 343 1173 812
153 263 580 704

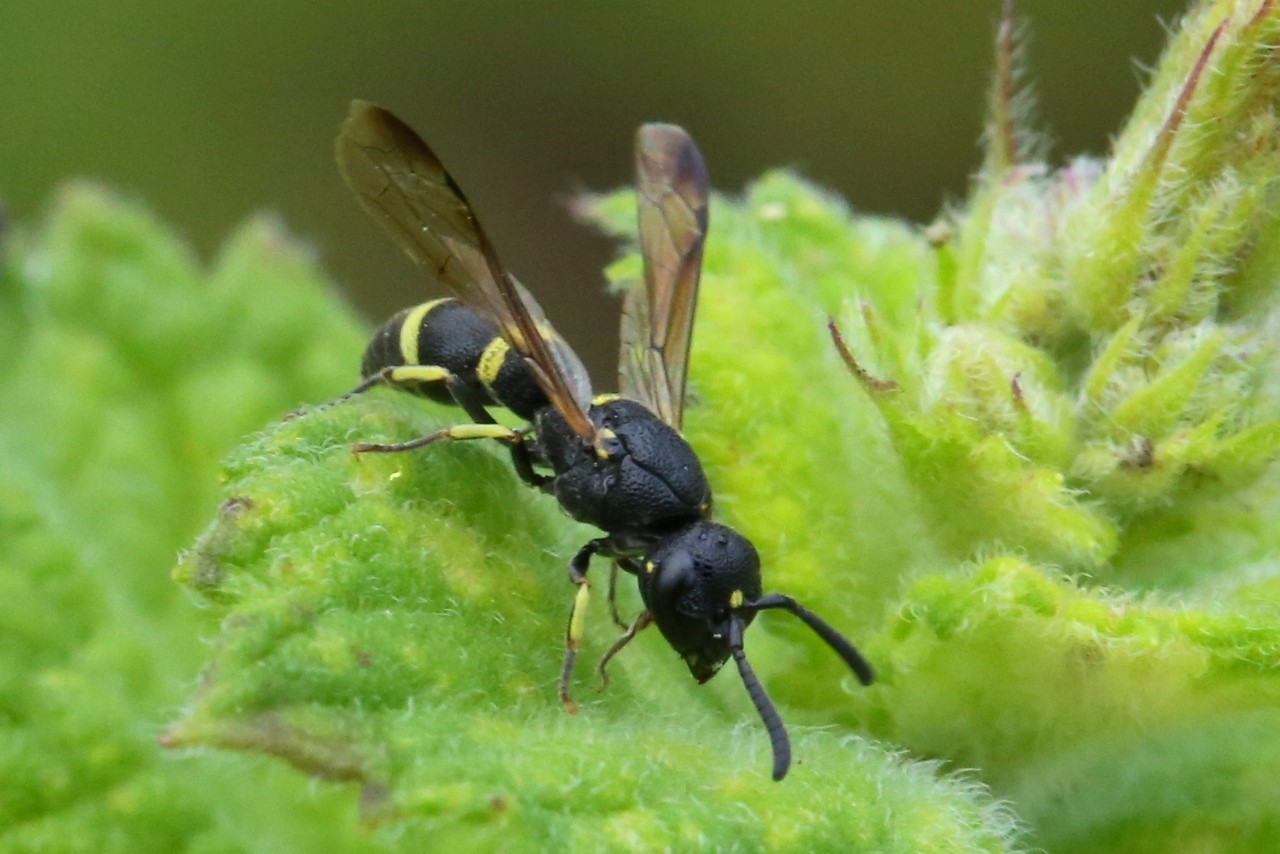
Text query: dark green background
1 1 1183 379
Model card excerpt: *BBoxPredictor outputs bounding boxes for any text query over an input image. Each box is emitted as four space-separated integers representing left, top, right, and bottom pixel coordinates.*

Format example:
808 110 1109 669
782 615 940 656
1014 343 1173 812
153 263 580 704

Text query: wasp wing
619 124 709 431
336 100 594 439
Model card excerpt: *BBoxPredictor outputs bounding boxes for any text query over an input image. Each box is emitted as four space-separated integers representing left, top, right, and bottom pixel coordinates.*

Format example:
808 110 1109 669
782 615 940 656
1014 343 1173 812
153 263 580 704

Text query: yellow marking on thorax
592 393 621 406
398 299 448 365
729 590 744 609
478 337 511 390
594 428 618 460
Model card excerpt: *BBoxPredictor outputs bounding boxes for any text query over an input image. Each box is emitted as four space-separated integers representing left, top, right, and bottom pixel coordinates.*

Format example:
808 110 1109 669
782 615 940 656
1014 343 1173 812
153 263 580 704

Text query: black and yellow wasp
336 101 873 780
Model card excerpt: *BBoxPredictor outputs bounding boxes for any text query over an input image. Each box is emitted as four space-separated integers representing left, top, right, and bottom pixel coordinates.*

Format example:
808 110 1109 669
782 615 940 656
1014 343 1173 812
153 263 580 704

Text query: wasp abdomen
360 298 491 405
478 336 551 421
361 298 548 417
360 306 414 382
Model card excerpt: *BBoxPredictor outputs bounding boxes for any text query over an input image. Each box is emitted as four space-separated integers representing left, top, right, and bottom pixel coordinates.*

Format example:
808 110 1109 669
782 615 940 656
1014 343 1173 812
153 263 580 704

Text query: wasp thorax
535 398 711 534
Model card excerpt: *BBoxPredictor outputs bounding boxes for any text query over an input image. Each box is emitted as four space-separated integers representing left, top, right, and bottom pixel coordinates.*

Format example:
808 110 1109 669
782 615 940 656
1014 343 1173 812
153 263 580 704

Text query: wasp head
638 521 761 682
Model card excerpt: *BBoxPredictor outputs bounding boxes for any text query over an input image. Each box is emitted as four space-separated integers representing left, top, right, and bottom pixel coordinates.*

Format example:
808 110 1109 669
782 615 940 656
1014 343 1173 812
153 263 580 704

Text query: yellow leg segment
559 579 591 713
383 365 450 385
436 424 519 441
353 422 519 455
338 364 453 402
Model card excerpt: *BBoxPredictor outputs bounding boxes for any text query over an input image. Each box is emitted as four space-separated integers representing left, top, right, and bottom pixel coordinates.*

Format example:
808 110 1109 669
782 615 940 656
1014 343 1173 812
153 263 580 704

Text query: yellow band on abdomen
478 336 511 390
397 298 449 366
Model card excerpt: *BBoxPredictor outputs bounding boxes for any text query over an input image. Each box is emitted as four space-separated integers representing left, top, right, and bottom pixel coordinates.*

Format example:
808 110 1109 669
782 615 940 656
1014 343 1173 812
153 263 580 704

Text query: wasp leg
499 429 551 491
344 368 551 490
342 365 453 400
354 422 522 455
605 561 628 630
597 610 653 691
608 555 646 629
304 365 452 417
439 375 550 490
559 538 611 713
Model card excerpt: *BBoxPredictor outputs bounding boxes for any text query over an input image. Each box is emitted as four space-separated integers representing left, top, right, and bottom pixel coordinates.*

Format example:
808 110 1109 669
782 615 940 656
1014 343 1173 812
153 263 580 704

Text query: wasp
335 101 873 780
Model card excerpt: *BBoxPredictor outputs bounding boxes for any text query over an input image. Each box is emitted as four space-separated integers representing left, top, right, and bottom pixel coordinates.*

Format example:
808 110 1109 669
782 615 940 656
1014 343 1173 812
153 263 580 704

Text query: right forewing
335 100 594 437
619 123 709 431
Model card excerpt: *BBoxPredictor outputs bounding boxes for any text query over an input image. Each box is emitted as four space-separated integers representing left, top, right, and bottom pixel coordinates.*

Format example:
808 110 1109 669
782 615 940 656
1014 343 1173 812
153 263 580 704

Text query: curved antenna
743 593 875 686
728 617 791 781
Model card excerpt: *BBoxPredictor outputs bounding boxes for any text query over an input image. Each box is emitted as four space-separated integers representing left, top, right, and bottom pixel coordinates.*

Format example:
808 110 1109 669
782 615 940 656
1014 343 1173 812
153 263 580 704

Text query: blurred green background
1 0 1183 380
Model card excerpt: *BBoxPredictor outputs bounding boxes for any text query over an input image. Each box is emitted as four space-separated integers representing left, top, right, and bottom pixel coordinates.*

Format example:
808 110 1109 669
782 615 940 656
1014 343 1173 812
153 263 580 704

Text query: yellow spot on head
645 561 655 575
729 590 744 608
592 393 621 406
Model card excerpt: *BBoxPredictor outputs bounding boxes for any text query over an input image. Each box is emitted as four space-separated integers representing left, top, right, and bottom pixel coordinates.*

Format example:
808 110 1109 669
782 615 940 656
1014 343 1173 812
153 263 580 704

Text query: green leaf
0 184 379 852
10 1 1280 851
166 393 1019 851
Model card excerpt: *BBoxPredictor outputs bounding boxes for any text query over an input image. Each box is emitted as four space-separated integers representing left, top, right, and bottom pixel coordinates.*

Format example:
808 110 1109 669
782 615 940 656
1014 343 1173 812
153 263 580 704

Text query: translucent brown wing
335 100 594 439
619 123 709 431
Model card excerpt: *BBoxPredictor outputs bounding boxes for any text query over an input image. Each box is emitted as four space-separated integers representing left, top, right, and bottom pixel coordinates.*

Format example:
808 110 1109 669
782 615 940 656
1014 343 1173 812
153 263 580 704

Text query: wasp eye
653 549 695 604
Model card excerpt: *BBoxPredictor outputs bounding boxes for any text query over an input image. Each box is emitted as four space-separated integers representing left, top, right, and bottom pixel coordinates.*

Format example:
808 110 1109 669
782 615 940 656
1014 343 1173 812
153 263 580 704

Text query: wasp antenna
746 593 875 686
728 618 791 781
